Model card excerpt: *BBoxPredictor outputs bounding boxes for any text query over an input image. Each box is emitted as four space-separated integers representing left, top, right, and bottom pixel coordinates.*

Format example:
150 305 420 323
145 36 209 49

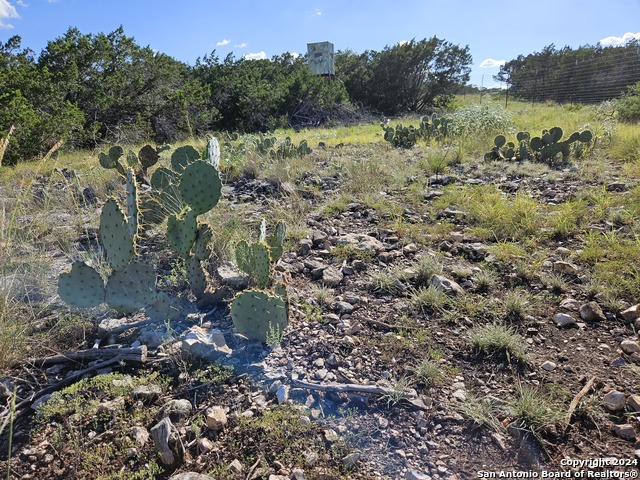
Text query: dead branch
29 346 147 367
562 376 597 435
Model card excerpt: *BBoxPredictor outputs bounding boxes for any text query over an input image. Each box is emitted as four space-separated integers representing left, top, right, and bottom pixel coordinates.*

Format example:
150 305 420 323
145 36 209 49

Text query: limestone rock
603 390 626 411
430 274 464 296
205 405 228 431
579 301 606 322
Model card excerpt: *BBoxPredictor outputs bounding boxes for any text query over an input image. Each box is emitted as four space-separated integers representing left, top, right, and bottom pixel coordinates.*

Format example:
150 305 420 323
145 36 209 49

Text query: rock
341 452 360 469
553 312 577 327
205 406 228 431
621 305 640 323
559 298 580 311
621 340 640 354
603 390 626 411
299 238 313 255
181 326 232 362
430 274 464 296
553 261 580 275
541 361 557 372
406 469 432 480
626 395 640 412
276 385 289 405
312 230 329 247
151 417 182 467
130 426 149 446
169 474 215 480
579 301 606 322
613 423 636 441
158 399 193 425
333 301 354 314
197 437 215 454
228 459 243 473
452 389 467 401
323 429 340 443
335 233 384 254
290 468 306 480
268 475 288 480
322 266 343 286
217 263 248 289
132 384 162 404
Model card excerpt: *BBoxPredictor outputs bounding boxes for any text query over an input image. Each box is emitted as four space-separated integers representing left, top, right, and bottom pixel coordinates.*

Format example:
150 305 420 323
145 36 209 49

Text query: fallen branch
292 378 396 395
562 376 596 435
12 355 125 422
30 346 147 367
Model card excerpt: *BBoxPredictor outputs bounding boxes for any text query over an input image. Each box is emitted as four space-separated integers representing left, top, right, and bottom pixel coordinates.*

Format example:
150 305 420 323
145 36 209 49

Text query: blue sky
1 0 639 88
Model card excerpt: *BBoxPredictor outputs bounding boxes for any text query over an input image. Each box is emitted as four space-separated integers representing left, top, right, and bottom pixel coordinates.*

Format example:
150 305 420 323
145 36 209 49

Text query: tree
336 38 472 115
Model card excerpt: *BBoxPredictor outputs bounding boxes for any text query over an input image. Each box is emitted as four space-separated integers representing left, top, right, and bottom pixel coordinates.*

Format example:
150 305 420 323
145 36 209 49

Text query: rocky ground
1 144 640 479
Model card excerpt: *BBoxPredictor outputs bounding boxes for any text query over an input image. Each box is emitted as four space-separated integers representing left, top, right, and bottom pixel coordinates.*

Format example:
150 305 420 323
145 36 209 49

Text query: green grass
466 322 528 364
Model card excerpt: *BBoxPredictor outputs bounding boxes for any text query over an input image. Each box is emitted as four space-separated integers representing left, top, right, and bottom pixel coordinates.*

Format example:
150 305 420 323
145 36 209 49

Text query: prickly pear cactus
105 261 156 314
186 256 206 298
138 145 160 173
265 220 286 263
230 290 288 343
100 198 135 270
179 161 222 216
125 168 139 241
236 241 271 289
146 291 184 321
171 145 200 173
205 137 221 169
193 223 213 261
167 209 198 258
58 261 105 308
98 146 124 170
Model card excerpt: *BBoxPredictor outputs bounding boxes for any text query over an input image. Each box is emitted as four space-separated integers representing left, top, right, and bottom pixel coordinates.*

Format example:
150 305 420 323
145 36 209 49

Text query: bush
617 81 640 123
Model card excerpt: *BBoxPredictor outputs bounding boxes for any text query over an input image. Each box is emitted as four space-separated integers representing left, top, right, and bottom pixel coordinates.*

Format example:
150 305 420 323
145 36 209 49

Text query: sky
1 0 639 88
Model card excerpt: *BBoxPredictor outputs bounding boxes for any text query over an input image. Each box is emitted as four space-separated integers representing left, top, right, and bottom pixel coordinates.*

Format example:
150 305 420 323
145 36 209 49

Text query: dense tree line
0 27 471 165
496 41 640 104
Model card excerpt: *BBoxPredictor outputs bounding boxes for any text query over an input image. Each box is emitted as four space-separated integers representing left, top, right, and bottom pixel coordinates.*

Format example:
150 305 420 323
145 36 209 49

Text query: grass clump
508 384 564 437
409 285 451 313
457 393 504 432
466 322 528 364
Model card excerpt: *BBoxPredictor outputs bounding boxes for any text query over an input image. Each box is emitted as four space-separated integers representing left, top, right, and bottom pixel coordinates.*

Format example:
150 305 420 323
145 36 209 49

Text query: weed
266 321 285 347
411 358 447 387
379 376 414 407
331 243 374 263
367 268 406 295
457 393 504 432
473 269 497 293
412 253 444 285
311 286 335 306
466 322 528 364
299 301 323 323
409 285 451 313
508 383 563 437
501 290 531 320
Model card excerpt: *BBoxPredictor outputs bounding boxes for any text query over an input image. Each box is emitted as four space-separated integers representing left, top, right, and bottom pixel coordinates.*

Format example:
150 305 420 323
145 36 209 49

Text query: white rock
541 361 557 372
553 312 577 327
205 406 228 431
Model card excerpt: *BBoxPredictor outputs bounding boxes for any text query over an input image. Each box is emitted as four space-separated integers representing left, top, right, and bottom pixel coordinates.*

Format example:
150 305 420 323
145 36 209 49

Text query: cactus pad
151 167 183 215
167 209 198 258
125 150 139 169
146 291 183 320
193 223 213 260
186 256 206 297
100 198 134 270
579 130 593 143
230 290 287 342
125 168 139 241
58 261 105 308
178 161 222 216
236 241 271 288
105 261 156 313
98 146 124 169
206 137 220 169
171 146 200 172
138 145 160 171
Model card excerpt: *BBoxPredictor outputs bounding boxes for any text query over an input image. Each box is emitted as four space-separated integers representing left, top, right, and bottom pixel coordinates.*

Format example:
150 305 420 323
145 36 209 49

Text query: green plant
485 127 593 165
411 358 446 387
409 285 451 313
508 383 563 437
367 269 406 294
230 219 289 342
617 80 640 123
379 376 414 407
381 123 421 149
466 322 528 364
412 253 443 285
457 393 504 432
419 113 454 143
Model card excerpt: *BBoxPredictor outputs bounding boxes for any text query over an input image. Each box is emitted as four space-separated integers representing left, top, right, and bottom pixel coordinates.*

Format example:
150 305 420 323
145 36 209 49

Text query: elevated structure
306 41 335 76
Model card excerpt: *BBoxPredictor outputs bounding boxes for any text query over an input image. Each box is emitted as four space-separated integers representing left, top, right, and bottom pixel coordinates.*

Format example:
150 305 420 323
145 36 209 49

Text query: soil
1 147 640 480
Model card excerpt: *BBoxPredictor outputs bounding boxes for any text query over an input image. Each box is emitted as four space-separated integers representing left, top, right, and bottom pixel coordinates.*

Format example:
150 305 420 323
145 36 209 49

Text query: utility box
306 41 335 76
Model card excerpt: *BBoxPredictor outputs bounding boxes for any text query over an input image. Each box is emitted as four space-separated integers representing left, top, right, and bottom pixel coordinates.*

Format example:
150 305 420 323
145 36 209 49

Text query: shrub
617 81 640 123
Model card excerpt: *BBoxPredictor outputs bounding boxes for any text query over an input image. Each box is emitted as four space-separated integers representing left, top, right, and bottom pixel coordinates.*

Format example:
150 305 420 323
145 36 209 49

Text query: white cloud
243 51 267 60
398 40 409 46
600 32 640 47
216 39 230 47
314 8 321 16
0 0 19 28
291 52 300 59
479 58 506 68
234 42 248 48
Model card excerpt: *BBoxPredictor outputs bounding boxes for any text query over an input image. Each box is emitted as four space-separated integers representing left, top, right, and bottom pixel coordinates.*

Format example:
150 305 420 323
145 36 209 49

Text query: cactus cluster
420 114 454 143
99 144 170 178
58 166 166 314
255 135 312 159
147 139 222 297
382 114 454 149
59 138 223 315
484 127 593 164
230 219 288 342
